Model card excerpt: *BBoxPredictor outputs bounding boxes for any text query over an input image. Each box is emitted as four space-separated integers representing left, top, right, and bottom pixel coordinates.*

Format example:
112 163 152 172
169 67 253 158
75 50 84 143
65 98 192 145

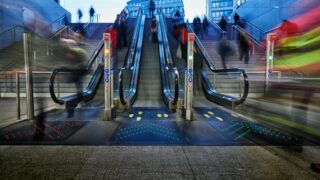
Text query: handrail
187 23 249 106
48 26 69 40
207 18 226 36
0 25 24 36
242 19 265 41
119 14 142 105
232 25 265 48
186 24 217 70
119 14 145 105
40 14 71 35
158 13 179 106
49 28 107 105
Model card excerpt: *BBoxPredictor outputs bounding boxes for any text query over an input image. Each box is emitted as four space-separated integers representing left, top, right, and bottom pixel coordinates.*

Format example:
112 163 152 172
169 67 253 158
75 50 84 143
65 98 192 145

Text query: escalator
133 18 163 107
164 17 249 108
119 14 179 109
49 17 138 109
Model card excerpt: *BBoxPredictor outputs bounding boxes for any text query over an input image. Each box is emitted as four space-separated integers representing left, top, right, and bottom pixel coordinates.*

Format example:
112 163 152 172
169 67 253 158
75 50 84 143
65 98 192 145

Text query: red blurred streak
44 123 65 138
272 6 320 35
32 123 54 140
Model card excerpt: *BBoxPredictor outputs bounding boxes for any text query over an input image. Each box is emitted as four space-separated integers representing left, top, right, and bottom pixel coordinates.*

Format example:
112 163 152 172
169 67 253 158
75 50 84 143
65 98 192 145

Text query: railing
232 25 265 56
187 24 249 107
207 18 226 37
119 12 145 106
242 19 265 42
0 26 25 50
39 14 71 38
157 13 180 108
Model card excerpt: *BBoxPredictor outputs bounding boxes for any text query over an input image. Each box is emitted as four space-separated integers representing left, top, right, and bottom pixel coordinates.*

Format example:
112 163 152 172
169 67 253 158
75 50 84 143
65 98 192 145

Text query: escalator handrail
49 24 109 104
119 15 146 105
125 15 142 69
119 13 142 105
187 24 249 105
158 13 179 106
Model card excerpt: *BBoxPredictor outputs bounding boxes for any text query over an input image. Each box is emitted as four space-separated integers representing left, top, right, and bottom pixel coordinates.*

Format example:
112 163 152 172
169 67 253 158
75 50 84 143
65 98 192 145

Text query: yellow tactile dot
157 114 162 118
216 117 223 121
208 111 214 115
204 114 210 118
163 114 169 118
136 117 142 121
138 111 143 115
129 114 134 118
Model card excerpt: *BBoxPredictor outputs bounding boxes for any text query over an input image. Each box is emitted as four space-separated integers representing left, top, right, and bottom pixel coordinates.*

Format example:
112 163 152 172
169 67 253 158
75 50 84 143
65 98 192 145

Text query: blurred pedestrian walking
89 6 95 23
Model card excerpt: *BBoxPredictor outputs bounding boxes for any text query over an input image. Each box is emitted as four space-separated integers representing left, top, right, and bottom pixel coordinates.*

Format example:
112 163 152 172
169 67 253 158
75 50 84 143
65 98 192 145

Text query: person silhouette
89 6 95 23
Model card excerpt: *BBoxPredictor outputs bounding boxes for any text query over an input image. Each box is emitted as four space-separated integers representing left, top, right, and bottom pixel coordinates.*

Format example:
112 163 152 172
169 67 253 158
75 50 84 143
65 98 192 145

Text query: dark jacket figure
218 36 234 69
89 6 95 22
149 0 156 17
173 11 182 42
193 16 201 35
234 13 240 25
114 15 123 50
219 16 227 32
77 9 83 22
150 18 157 43
120 17 128 47
238 31 251 64
202 16 209 36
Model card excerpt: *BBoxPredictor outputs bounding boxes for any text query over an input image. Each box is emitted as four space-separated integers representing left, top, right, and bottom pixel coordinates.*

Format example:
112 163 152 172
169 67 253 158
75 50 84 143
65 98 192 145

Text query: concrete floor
1 146 320 179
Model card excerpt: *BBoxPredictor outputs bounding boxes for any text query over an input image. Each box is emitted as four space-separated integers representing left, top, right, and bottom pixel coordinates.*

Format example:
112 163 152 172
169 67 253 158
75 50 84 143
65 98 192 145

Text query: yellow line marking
136 117 142 121
138 111 143 115
208 111 214 115
216 117 223 121
129 114 134 118
204 114 210 118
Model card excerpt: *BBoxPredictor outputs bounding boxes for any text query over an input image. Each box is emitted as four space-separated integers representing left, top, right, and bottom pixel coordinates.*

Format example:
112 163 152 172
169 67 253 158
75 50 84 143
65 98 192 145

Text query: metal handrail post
23 33 34 120
16 72 20 120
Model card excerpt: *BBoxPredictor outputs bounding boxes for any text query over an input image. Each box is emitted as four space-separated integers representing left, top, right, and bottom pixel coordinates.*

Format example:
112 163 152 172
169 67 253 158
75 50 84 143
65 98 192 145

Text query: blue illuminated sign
188 68 193 87
104 69 110 85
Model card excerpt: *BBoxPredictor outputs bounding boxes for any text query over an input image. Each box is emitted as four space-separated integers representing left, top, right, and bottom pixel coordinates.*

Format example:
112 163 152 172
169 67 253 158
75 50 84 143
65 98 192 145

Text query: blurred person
150 16 157 43
219 16 227 32
149 0 156 17
238 31 251 64
218 34 234 69
89 6 95 23
114 15 123 50
202 16 209 38
234 13 240 25
120 13 128 47
77 9 83 23
173 10 182 42
193 16 201 37
179 23 188 61
58 37 88 117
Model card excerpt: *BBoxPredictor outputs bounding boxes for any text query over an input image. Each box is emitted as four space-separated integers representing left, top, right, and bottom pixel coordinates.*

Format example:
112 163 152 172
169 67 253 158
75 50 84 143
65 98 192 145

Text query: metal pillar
23 33 34 120
103 33 113 121
16 72 20 120
184 33 195 121
265 33 276 93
